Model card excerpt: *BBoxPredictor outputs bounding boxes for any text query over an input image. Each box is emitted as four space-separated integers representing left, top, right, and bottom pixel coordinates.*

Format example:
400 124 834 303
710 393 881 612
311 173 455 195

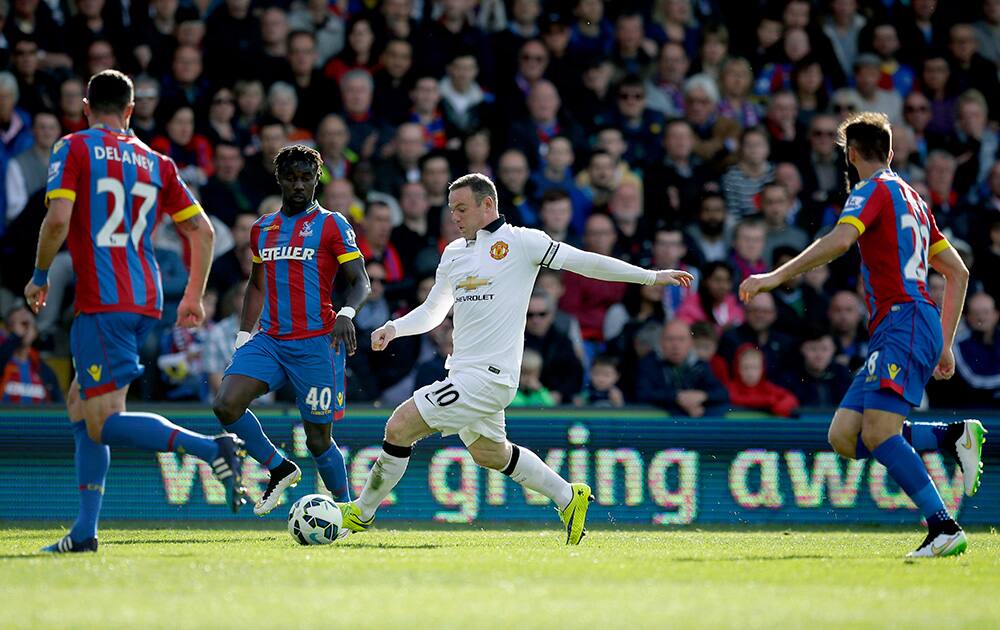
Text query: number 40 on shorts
305 386 333 412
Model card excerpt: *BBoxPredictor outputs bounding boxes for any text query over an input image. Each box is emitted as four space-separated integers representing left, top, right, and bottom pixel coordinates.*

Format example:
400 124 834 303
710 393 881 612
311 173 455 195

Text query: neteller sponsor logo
259 246 316 261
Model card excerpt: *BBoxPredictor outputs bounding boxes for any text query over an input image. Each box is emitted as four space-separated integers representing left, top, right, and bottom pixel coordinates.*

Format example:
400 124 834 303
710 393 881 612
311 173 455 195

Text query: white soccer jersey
391 217 569 387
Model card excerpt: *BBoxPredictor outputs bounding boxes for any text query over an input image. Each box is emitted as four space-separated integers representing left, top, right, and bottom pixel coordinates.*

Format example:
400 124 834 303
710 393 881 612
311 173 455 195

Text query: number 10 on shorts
306 386 333 412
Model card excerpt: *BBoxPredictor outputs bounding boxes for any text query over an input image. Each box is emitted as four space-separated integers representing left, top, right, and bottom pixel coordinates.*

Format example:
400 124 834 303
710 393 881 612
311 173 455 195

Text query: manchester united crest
490 240 509 260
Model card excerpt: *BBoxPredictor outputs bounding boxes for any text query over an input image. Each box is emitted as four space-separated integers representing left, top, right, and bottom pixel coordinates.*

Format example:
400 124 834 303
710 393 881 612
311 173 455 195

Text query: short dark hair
448 172 498 207
690 320 718 341
591 354 619 371
540 187 571 206
274 144 323 176
837 112 892 162
86 70 133 115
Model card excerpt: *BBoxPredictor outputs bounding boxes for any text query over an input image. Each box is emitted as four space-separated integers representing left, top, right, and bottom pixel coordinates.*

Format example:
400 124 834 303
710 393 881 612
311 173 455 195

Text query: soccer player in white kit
339 174 693 544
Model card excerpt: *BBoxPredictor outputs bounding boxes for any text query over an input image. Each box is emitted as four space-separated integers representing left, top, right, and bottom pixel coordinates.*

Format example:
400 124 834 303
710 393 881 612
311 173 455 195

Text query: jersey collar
279 200 320 218
466 214 506 244
92 123 133 136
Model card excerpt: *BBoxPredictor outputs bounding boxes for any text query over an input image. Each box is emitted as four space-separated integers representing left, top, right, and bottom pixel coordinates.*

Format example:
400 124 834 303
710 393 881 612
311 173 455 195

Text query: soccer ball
287 494 343 545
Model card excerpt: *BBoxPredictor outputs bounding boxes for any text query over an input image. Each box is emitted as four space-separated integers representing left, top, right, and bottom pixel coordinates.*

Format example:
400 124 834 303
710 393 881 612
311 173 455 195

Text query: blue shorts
71 312 157 399
225 332 346 423
840 301 943 414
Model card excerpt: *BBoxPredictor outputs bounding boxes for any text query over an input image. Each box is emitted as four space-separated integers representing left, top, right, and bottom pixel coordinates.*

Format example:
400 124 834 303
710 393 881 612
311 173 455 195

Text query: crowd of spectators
0 0 997 414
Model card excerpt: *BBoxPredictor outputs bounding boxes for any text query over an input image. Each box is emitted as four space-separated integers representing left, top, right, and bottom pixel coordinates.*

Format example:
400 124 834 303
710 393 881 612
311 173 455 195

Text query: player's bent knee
827 426 856 458
212 392 245 425
303 425 332 456
83 416 106 443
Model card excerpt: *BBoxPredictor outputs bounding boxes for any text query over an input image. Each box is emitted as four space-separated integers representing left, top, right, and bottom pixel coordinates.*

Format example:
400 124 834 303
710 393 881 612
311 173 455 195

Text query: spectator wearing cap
779 327 851 407
847 53 903 125
683 73 740 173
645 42 689 119
373 39 416 127
635 319 729 416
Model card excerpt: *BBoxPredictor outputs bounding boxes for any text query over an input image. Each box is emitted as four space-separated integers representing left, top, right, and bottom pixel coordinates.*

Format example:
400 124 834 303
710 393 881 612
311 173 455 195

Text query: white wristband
337 306 356 319
235 331 252 349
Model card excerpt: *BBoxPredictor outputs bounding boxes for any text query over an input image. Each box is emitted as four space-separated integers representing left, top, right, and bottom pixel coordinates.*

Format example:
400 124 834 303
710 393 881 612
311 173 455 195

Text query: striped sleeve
159 157 204 223
328 212 362 263
837 180 884 236
249 222 262 264
926 207 951 258
44 135 80 206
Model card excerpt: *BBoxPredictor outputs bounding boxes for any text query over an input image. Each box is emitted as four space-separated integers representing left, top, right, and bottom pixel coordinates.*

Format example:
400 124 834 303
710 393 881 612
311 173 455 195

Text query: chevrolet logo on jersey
259 246 316 261
88 364 103 382
457 276 492 291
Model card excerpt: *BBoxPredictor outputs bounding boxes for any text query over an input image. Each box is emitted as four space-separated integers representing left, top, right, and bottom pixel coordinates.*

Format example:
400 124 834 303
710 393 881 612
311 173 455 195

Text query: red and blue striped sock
100 412 218 461
872 435 948 521
313 442 350 502
69 421 109 542
228 410 284 471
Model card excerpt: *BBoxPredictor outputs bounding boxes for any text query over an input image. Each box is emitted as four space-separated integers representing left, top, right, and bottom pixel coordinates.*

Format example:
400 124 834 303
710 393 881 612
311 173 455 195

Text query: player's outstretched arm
929 246 970 380
331 258 371 356
739 223 859 303
175 211 216 328
24 198 74 314
372 266 454 352
552 243 694 287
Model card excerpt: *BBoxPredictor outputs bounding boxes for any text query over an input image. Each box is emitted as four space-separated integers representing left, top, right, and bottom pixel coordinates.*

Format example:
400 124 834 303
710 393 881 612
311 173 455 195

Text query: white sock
504 444 573 509
356 444 411 520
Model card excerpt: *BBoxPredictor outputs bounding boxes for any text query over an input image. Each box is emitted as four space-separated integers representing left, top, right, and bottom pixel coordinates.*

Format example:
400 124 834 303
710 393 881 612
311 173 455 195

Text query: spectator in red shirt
151 105 215 188
0 306 62 404
560 213 626 345
357 200 404 283
725 344 799 417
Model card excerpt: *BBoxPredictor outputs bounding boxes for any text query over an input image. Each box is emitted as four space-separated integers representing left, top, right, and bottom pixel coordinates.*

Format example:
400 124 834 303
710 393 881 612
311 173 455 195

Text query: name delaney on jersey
454 275 495 302
90 145 155 171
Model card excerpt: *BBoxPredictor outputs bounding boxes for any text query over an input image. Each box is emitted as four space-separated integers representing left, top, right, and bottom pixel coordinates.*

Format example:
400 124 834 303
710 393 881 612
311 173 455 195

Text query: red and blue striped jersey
837 168 950 332
250 202 362 340
45 124 202 318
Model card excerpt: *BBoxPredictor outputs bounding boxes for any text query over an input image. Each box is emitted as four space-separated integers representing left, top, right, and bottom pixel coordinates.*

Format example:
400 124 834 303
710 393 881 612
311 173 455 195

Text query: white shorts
413 369 517 446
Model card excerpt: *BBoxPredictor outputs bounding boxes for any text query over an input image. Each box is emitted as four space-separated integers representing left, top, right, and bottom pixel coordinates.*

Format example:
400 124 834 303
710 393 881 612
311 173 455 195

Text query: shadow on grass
666 554 834 563
103 537 282 545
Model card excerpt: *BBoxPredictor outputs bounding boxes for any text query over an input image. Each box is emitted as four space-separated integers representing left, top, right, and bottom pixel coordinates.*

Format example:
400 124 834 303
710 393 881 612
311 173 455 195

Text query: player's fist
176 293 205 328
933 347 956 380
24 282 48 314
371 323 397 352
652 269 695 287
738 273 781 303
332 315 357 356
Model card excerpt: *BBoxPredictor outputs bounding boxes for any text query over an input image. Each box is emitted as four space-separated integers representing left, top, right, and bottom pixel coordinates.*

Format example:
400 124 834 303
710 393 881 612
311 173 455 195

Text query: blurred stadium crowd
0 0 997 414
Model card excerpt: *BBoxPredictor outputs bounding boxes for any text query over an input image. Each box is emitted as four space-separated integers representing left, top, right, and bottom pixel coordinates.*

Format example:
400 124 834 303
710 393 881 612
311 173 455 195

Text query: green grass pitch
2 523 1000 629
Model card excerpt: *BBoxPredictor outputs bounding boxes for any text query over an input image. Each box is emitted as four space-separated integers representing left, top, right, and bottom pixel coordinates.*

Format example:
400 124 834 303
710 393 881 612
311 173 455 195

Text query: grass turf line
1 525 999 629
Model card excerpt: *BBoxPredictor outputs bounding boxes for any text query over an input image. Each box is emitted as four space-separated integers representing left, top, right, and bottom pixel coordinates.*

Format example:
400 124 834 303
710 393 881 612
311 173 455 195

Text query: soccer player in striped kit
25 70 245 553
740 112 986 557
212 145 370 516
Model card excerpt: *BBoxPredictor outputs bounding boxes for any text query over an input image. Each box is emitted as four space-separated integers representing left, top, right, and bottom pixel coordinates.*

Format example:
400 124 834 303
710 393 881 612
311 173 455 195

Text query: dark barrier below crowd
1 407 997 525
